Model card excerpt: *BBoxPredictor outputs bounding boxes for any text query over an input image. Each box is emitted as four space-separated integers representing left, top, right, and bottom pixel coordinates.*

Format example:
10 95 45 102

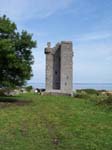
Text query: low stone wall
43 91 73 96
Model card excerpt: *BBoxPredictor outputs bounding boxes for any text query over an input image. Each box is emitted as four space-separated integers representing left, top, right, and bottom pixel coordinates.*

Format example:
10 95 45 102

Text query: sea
27 83 112 91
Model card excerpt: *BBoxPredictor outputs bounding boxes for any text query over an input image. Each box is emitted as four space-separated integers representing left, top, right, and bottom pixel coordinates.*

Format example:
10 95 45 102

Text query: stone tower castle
45 41 73 95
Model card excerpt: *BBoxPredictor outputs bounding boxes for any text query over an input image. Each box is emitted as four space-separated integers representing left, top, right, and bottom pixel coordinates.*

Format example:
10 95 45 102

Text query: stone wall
45 41 73 95
45 47 53 91
53 46 61 89
60 41 73 94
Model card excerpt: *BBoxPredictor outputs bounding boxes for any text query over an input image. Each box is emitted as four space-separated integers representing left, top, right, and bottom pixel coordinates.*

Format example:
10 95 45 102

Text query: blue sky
0 0 112 83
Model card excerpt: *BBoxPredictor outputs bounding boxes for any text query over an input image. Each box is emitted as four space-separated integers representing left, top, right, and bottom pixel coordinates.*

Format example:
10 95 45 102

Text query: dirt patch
0 98 31 108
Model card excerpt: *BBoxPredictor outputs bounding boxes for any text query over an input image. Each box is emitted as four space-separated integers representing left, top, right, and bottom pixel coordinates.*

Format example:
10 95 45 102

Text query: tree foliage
0 15 36 87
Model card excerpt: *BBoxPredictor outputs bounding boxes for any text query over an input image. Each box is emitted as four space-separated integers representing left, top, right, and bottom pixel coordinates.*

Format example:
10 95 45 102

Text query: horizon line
28 82 112 84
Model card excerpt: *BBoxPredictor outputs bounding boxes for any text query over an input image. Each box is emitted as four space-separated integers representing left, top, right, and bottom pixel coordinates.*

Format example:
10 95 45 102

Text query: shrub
25 86 33 92
74 90 89 99
0 88 14 96
81 89 100 95
0 88 6 96
97 94 112 105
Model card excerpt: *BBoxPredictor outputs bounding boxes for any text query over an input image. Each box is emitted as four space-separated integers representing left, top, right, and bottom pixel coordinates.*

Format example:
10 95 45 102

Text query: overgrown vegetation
25 86 33 92
0 92 112 150
74 89 112 108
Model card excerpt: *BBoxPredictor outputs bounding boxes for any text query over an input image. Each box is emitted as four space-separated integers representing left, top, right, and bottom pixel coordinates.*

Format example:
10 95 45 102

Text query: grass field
0 93 112 150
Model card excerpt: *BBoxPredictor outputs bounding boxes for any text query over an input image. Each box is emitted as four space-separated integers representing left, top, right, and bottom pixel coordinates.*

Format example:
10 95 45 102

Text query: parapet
61 41 72 44
45 41 73 55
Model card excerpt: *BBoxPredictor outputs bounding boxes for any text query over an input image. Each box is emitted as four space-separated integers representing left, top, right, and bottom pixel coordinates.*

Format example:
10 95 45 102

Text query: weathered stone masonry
45 41 73 95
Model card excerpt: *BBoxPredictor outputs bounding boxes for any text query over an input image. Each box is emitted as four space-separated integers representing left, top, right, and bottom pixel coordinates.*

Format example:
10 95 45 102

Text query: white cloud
0 0 73 20
74 32 112 42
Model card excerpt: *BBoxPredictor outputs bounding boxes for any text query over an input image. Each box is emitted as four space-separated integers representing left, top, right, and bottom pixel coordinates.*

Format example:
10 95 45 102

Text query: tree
0 15 36 87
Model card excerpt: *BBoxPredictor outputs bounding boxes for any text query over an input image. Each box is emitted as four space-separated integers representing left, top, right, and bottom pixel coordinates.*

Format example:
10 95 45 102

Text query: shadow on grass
0 97 32 108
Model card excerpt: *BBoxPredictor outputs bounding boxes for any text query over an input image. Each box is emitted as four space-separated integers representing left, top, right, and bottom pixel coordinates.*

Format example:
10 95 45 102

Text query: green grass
0 93 112 150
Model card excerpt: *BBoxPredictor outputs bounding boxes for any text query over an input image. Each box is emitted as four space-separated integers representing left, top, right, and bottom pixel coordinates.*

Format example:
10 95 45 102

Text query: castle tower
44 41 73 95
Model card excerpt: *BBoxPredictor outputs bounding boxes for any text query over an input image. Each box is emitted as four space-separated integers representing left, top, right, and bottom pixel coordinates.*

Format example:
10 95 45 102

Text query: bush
0 88 14 96
25 86 33 92
74 89 108 100
81 89 100 95
0 88 6 96
74 90 89 99
97 94 112 105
